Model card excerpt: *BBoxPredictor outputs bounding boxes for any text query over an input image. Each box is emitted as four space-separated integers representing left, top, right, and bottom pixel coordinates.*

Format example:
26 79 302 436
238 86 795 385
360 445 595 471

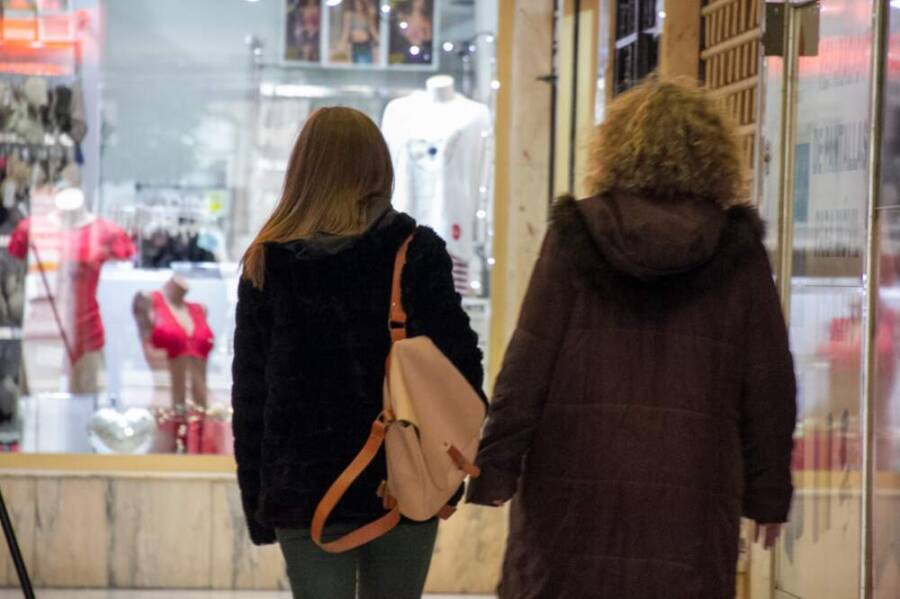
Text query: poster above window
284 0 322 63
282 0 438 70
388 0 435 66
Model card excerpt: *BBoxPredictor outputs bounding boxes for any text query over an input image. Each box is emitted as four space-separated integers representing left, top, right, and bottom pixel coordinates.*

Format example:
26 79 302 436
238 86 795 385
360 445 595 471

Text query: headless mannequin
133 275 209 412
426 74 455 102
381 75 491 294
53 187 95 229
54 188 100 394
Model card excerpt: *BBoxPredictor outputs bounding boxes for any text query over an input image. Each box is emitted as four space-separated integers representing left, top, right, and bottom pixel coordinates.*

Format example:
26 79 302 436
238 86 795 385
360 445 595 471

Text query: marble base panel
0 473 506 592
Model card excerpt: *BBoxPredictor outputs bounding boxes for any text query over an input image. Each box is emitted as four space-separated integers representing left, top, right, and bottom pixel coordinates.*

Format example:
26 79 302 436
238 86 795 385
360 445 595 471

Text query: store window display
1 0 497 457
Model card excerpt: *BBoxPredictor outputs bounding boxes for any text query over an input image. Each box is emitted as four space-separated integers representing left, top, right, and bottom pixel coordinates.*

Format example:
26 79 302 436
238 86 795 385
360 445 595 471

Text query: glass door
757 0 896 597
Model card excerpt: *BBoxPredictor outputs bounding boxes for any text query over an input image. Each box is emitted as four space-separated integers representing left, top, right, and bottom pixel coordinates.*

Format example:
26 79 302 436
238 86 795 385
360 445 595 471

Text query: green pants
276 519 439 599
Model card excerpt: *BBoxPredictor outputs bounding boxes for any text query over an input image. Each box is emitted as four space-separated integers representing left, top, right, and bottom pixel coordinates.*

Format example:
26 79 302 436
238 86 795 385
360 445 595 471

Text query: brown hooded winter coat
467 193 797 599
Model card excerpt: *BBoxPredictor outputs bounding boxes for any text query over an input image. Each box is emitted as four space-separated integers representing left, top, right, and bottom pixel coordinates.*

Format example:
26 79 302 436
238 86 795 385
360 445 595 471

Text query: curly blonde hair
585 77 744 206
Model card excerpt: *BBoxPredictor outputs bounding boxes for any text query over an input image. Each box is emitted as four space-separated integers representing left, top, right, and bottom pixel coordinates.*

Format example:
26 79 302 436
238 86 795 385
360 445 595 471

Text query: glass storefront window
764 0 874 596
759 1 900 595
873 3 900 595
0 0 497 456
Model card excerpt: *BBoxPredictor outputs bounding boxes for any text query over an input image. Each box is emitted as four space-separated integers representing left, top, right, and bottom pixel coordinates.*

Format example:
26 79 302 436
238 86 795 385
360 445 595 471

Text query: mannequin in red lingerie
9 187 136 394
132 274 214 452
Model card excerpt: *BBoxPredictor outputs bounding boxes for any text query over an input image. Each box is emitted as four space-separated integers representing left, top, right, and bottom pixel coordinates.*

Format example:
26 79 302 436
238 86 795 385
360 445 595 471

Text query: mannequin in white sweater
381 75 491 294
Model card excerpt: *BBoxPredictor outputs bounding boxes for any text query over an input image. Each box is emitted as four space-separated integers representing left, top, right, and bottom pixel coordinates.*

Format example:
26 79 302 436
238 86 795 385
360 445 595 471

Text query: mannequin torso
8 186 136 394
133 275 213 415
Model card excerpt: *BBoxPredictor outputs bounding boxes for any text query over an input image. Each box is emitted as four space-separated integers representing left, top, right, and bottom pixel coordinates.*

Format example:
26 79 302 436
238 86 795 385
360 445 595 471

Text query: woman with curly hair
467 77 797 598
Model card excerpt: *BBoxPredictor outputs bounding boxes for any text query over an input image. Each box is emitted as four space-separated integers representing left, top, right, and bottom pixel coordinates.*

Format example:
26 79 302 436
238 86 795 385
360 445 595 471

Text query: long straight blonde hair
242 107 394 288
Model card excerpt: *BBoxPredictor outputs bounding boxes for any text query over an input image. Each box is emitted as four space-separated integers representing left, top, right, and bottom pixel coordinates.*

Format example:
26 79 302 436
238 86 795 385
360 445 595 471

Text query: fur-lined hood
553 193 765 285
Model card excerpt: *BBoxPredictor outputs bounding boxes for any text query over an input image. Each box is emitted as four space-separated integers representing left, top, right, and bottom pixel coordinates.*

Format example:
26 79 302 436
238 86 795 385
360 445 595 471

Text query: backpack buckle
377 481 398 510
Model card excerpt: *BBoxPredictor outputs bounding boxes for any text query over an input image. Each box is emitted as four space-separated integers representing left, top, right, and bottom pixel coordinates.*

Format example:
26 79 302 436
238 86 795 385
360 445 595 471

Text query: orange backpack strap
389 235 414 344
311 412 401 553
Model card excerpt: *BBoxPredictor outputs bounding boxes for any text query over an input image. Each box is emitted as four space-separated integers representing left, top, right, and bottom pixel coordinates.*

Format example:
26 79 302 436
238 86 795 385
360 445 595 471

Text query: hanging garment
8 216 136 363
149 291 214 361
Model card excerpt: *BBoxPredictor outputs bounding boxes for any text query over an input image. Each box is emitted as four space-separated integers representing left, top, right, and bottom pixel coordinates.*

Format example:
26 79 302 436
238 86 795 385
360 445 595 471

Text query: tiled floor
0 591 494 599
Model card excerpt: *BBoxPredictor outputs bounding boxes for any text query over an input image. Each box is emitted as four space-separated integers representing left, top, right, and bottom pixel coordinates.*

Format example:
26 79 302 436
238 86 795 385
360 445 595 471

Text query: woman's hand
754 522 783 550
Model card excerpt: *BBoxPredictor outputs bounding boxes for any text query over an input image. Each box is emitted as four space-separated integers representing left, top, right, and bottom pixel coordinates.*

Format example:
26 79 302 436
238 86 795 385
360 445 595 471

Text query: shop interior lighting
381 4 391 13
326 0 343 6
490 80 501 90
260 83 334 98
409 45 421 56
442 41 454 52
399 21 409 30
260 82 397 99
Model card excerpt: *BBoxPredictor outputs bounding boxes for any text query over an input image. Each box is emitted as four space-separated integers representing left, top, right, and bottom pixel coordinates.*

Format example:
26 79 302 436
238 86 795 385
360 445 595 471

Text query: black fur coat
232 212 484 545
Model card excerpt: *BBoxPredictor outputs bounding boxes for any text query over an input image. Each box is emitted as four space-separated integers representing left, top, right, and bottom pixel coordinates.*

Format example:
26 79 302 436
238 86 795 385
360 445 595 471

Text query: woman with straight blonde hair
467 78 797 598
233 107 483 599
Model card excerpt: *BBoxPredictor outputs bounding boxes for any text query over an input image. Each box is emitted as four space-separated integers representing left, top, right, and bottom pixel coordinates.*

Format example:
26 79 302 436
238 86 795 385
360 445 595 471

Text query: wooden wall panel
701 0 763 201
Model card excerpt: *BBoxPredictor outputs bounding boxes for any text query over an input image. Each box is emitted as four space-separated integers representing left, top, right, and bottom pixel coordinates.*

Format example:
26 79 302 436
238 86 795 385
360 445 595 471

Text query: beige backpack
311 234 486 553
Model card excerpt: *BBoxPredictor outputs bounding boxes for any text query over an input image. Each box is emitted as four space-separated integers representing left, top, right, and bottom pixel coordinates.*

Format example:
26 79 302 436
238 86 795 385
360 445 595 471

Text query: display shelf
259 81 417 100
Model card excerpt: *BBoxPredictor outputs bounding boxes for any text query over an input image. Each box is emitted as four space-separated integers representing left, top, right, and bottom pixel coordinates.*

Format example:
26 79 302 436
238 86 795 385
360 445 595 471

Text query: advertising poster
327 0 381 66
284 0 322 63
388 0 435 66
791 0 872 278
